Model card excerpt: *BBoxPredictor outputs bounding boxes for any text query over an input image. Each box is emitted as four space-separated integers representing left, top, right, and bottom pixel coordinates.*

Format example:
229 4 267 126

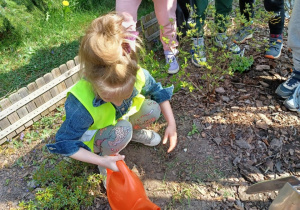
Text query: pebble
256 65 270 71
215 87 225 93
222 96 230 102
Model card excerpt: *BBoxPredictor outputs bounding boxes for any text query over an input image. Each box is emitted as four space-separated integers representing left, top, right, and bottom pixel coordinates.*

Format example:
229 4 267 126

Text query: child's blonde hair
79 13 140 99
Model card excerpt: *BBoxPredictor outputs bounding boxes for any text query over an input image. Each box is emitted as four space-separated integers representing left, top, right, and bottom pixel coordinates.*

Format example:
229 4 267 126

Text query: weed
140 50 169 82
188 123 199 136
19 159 102 209
12 139 23 148
230 54 254 73
171 183 192 205
14 157 24 168
18 200 36 210
222 190 234 198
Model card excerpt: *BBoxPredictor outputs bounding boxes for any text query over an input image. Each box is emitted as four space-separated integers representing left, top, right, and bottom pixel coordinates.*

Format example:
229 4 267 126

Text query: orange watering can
106 160 161 210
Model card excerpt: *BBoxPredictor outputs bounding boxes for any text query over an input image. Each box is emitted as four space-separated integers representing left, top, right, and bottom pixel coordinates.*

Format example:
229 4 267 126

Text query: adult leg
153 0 180 74
288 0 300 72
283 0 300 111
152 0 178 51
116 0 142 53
116 0 142 31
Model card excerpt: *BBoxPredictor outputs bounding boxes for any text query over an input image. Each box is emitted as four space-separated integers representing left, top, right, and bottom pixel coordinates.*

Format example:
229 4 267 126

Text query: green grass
0 1 154 99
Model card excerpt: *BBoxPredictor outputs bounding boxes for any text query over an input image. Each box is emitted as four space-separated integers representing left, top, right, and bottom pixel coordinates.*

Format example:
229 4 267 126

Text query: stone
256 120 268 130
235 140 252 149
213 137 222 145
259 81 269 87
256 65 270 71
270 138 283 150
222 96 230 102
215 87 225 93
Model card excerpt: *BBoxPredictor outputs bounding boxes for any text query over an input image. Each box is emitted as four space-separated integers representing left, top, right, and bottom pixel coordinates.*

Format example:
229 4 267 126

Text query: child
46 13 177 180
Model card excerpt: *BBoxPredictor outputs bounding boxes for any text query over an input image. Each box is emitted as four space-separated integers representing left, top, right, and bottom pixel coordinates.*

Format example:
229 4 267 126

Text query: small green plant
19 160 103 209
171 183 192 205
14 157 24 168
140 50 169 81
229 55 254 73
18 200 37 209
12 139 23 148
222 190 234 198
188 123 199 136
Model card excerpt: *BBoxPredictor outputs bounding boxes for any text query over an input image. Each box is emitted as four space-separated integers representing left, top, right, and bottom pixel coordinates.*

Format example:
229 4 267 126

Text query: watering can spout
106 160 161 210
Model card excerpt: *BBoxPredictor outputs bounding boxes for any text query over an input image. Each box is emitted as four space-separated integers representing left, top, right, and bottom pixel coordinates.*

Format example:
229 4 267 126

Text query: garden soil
0 27 300 210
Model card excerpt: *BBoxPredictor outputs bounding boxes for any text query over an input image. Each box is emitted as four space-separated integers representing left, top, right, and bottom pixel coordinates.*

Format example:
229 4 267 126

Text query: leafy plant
18 159 103 209
229 54 254 73
188 123 199 136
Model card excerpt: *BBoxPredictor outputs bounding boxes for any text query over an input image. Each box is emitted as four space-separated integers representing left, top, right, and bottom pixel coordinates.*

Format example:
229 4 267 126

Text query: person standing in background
191 0 241 67
116 0 180 74
276 0 300 110
233 0 285 59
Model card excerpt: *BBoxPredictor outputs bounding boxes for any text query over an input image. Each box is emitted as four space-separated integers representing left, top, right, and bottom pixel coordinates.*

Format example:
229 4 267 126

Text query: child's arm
160 100 177 153
70 148 125 171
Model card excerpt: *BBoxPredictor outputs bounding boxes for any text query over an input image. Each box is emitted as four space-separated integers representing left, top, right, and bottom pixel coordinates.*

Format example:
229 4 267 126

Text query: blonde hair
79 13 140 99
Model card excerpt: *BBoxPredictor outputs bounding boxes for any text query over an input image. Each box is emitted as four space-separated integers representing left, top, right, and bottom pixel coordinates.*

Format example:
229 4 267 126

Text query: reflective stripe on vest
68 68 146 151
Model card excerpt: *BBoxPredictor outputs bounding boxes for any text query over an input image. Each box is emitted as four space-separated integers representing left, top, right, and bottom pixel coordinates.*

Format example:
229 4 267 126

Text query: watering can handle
116 160 126 169
106 158 127 177
116 160 131 177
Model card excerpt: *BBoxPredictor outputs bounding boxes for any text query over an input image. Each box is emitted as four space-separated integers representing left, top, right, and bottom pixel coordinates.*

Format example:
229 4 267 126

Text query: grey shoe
131 129 161 146
233 26 253 44
215 33 241 54
265 35 283 59
98 166 107 189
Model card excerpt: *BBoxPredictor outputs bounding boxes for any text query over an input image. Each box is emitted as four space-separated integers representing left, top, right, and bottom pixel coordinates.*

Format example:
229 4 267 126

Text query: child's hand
103 154 125 171
162 124 177 153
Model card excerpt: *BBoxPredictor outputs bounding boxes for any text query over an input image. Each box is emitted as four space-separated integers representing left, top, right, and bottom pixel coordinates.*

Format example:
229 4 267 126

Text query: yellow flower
62 1 69 6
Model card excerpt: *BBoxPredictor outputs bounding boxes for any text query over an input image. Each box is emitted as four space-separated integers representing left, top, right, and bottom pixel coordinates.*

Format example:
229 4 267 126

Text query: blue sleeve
46 93 93 156
142 68 174 104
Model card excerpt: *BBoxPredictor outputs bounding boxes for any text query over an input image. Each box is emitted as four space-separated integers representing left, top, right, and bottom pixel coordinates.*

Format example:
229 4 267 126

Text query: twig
187 76 205 96
231 82 262 88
